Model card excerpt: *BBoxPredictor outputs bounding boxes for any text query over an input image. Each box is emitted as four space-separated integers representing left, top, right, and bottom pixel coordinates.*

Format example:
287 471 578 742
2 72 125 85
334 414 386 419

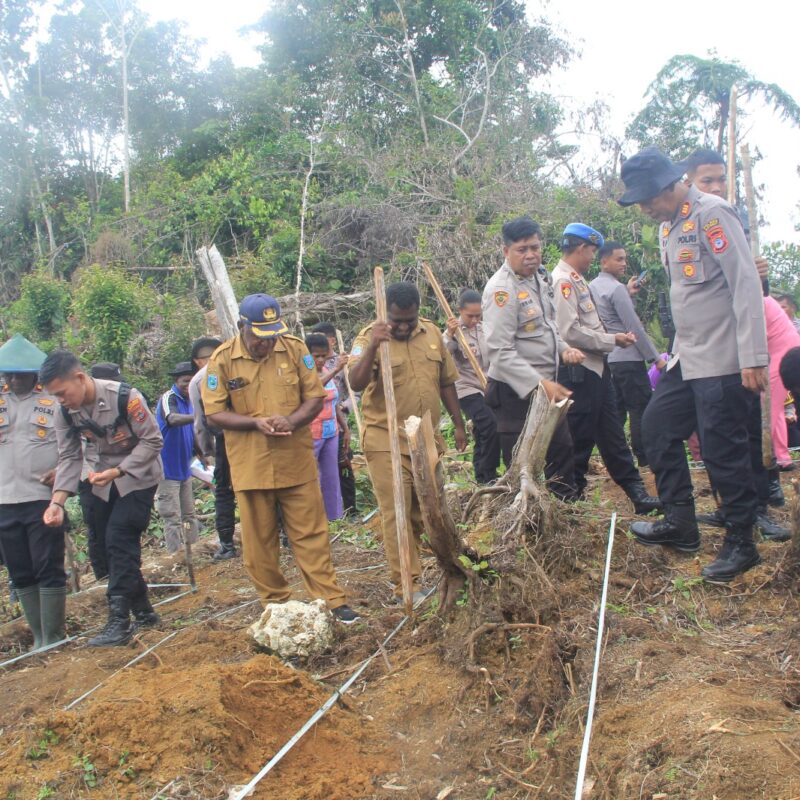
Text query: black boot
130 592 160 627
88 596 136 647
213 541 237 560
630 502 700 552
625 482 663 515
767 470 785 508
701 525 761 583
755 507 790 542
696 508 725 527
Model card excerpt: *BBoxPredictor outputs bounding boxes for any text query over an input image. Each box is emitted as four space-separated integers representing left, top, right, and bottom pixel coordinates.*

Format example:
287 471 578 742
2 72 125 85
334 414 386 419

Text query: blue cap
562 223 604 249
239 294 289 338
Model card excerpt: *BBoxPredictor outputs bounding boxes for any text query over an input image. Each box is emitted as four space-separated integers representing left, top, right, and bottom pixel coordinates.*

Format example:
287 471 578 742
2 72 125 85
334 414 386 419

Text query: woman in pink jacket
764 295 800 468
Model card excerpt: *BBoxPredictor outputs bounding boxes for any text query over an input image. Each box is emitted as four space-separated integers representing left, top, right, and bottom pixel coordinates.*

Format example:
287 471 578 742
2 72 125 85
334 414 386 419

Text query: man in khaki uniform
348 281 468 602
42 350 164 646
202 294 358 624
552 223 661 514
0 335 66 650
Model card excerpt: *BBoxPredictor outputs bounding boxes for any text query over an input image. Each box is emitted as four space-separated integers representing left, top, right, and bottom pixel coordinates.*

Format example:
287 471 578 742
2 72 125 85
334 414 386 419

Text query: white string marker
574 512 616 800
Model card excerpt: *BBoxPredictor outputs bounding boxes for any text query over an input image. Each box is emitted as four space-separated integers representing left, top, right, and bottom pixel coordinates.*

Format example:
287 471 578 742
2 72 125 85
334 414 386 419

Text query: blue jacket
156 385 194 481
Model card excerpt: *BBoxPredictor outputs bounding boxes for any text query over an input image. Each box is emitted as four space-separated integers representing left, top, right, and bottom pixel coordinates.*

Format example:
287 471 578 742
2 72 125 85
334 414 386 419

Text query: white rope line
64 599 261 710
573 512 616 800
229 587 436 800
0 589 193 670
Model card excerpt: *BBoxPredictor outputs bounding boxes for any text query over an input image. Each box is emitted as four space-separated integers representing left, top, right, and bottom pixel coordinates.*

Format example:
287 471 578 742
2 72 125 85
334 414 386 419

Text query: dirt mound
0 629 390 799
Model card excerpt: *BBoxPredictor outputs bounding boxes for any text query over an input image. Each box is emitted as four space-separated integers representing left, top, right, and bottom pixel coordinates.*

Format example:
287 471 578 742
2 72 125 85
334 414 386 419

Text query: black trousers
88 484 157 598
0 500 66 589
78 478 107 579
337 435 357 514
642 364 757 526
459 392 502 484
558 364 641 496
609 361 653 466
486 379 577 499
214 434 236 545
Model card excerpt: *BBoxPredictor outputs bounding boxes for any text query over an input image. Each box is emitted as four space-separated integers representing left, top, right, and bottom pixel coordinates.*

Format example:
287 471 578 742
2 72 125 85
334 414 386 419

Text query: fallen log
405 412 473 613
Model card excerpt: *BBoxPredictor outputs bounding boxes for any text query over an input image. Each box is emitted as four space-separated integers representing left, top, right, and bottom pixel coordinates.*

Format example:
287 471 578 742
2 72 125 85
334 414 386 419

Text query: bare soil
1 463 799 800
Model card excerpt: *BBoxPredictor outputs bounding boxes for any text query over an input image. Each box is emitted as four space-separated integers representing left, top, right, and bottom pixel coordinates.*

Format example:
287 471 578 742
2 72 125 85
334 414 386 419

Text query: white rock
248 599 334 659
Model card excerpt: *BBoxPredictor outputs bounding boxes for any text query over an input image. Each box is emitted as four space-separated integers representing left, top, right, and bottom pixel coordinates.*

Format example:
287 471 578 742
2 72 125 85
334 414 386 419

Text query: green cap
0 334 47 373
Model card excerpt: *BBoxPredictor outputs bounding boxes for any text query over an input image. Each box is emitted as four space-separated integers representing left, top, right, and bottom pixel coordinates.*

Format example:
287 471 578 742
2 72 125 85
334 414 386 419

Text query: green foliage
3 270 71 349
71 265 155 365
763 241 800 298
73 754 98 788
25 729 59 761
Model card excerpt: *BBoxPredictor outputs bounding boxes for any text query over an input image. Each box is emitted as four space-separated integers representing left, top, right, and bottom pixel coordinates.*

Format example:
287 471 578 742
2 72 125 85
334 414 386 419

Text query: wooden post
421 262 487 390
374 267 414 615
65 531 80 594
405 412 470 613
726 86 737 205
741 143 775 470
196 245 239 340
336 329 364 444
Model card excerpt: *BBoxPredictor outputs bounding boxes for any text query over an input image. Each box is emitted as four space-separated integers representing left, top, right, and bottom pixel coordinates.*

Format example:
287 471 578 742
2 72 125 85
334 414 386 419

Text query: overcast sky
137 0 800 244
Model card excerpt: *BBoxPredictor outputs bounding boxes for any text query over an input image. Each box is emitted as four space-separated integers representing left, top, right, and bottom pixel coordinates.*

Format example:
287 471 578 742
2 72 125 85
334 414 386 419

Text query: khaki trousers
236 480 346 609
364 450 424 593
156 478 199 554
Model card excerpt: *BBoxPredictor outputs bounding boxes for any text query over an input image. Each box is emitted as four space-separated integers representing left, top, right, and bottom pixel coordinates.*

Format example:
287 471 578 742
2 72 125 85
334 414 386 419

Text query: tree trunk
405 412 472 613
196 245 239 339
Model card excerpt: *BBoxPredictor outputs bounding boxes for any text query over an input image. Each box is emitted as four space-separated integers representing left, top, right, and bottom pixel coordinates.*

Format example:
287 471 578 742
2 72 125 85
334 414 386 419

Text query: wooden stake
741 143 775 470
374 267 414 616
336 329 364 445
64 531 80 593
726 86 737 205
421 262 487 390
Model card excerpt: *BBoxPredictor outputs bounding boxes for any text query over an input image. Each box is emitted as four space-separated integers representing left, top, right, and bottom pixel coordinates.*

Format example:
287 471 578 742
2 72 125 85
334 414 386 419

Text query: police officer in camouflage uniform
0 335 67 650
619 147 769 582
481 216 585 499
552 224 662 514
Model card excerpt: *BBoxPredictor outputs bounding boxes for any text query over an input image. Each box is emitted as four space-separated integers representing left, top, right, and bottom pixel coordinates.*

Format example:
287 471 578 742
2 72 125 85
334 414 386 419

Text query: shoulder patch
494 290 509 307
560 283 572 299
702 218 719 232
127 396 142 413
207 373 219 390
351 345 363 357
303 354 314 369
705 225 729 255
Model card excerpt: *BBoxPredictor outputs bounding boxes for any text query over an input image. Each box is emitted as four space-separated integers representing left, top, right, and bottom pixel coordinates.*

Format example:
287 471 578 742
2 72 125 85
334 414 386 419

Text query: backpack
61 382 132 438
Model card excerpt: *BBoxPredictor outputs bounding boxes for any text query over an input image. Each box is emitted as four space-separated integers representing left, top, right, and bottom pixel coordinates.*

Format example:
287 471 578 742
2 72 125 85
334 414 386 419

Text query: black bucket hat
618 147 686 206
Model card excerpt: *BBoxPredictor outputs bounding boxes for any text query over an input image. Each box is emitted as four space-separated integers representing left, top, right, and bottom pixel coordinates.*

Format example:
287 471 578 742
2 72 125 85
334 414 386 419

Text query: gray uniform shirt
0 385 59 504
551 260 615 378
589 271 660 363
53 379 164 501
660 185 768 379
189 367 217 459
482 261 567 398
442 322 488 399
